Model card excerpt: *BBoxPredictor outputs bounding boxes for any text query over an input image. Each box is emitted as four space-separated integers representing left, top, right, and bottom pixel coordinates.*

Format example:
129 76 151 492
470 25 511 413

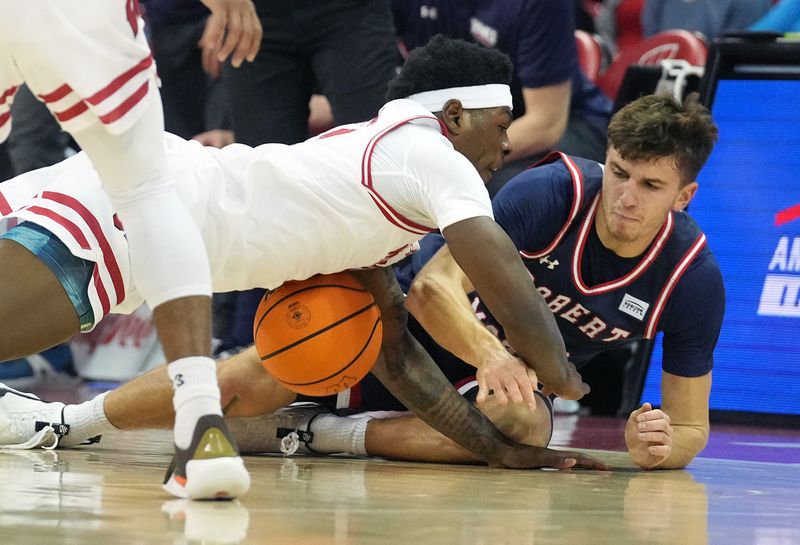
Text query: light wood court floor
0 423 798 545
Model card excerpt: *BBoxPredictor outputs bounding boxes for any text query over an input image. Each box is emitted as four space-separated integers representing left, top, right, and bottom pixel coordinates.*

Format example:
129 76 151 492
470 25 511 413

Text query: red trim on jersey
98 80 149 125
41 191 125 305
361 115 446 235
775 203 800 226
87 54 153 106
644 233 707 339
520 152 585 259
0 85 18 106
0 110 10 129
54 100 90 123
454 376 477 391
0 190 12 215
572 196 675 295
37 83 73 104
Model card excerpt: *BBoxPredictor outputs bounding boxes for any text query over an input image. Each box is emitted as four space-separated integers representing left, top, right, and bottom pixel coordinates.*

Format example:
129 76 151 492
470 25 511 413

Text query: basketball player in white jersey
0 0 262 500
0 36 606 476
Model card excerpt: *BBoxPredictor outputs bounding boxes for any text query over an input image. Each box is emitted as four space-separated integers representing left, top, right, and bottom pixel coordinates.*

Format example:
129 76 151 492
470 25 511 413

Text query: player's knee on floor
476 391 553 447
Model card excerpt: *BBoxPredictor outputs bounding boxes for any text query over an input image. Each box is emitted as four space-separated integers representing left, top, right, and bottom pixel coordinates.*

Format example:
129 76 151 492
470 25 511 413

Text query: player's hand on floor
490 444 609 471
624 402 673 469
539 360 589 401
200 0 262 67
476 353 538 410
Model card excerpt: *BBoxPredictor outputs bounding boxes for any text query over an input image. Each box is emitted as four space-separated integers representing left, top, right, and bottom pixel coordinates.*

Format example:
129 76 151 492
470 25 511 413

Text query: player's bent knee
476 391 553 447
217 346 297 416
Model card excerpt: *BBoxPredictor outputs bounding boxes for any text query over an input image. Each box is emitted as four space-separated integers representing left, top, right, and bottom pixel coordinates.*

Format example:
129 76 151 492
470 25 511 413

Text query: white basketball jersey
170 98 494 293
0 99 493 320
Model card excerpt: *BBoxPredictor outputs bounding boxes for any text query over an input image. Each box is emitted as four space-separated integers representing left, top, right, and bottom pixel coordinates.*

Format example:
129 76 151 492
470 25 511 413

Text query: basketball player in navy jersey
296 92 724 469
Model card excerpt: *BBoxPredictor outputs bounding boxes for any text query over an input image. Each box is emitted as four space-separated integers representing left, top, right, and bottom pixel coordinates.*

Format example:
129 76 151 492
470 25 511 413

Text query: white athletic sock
60 392 116 447
308 414 373 456
168 356 222 449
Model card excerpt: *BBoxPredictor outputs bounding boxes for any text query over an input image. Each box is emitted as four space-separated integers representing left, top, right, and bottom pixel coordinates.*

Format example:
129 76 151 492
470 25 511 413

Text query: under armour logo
539 255 559 270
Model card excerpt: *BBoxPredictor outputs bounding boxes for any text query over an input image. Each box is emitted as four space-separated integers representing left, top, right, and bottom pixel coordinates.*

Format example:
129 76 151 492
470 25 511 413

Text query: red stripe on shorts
41 191 125 304
54 100 90 123
87 54 153 106
37 83 73 104
99 80 149 126
26 205 112 315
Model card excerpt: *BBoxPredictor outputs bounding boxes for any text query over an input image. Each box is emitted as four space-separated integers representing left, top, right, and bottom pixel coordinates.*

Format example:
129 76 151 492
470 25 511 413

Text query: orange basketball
253 272 383 396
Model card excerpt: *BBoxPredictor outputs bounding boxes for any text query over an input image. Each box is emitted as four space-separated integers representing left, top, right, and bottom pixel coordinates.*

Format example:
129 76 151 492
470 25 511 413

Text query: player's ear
440 99 465 134
673 181 698 211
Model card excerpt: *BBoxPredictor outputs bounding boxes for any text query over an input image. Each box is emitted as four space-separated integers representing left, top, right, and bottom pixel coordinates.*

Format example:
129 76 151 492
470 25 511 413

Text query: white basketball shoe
0 383 69 449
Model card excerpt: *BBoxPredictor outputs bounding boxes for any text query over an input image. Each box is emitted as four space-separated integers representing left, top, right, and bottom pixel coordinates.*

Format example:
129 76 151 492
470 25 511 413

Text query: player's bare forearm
442 218 578 394
406 246 505 368
353 268 511 461
352 267 605 470
371 332 514 463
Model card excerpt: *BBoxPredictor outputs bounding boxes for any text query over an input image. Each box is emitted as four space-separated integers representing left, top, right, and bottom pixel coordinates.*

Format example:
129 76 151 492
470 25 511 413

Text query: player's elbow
405 274 444 317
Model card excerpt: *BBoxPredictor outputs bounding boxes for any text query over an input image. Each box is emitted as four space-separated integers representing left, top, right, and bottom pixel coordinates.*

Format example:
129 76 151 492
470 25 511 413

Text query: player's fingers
503 378 525 405
230 9 255 67
637 417 670 433
638 431 671 444
243 9 262 63
201 45 221 78
219 9 244 64
514 371 537 408
202 12 226 51
647 444 671 457
556 451 609 471
478 377 502 404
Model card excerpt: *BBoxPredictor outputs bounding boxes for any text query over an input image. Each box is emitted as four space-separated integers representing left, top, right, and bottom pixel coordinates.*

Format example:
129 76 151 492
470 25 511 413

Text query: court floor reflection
0 428 797 544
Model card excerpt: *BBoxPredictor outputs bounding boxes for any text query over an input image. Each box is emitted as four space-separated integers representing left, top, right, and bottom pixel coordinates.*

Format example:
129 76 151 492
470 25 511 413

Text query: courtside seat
597 29 708 101
575 30 605 83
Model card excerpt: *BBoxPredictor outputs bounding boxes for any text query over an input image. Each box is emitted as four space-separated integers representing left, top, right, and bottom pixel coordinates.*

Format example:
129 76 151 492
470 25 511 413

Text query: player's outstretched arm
441 216 588 400
625 371 711 469
406 244 538 408
351 268 607 471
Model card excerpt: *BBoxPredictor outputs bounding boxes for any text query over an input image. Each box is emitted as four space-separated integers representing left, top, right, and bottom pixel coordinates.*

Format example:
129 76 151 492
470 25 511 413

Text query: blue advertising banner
642 79 800 415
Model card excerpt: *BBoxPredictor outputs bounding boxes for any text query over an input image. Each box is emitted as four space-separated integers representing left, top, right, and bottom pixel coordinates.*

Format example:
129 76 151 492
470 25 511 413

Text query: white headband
407 84 513 112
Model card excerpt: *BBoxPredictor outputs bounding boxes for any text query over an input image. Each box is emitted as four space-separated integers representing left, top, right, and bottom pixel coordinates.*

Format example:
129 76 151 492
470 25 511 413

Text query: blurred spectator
141 0 232 141
217 0 399 353
642 0 772 40
749 0 800 33
393 0 612 193
595 0 645 55
5 85 75 175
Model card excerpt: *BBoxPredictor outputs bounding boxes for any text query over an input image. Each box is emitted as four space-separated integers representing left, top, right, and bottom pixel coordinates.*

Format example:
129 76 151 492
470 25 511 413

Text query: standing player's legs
69 93 248 500
0 1 248 499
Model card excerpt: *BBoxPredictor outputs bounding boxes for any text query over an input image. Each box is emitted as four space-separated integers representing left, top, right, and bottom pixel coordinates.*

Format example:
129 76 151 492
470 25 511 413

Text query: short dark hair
386 35 513 103
607 93 719 184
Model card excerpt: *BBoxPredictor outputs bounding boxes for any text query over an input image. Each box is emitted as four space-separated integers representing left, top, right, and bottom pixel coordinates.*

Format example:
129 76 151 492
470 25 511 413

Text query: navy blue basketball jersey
477 153 724 377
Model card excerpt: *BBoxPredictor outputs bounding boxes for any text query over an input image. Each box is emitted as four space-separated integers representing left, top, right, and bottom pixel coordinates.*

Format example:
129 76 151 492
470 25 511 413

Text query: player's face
597 147 698 257
451 107 512 182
